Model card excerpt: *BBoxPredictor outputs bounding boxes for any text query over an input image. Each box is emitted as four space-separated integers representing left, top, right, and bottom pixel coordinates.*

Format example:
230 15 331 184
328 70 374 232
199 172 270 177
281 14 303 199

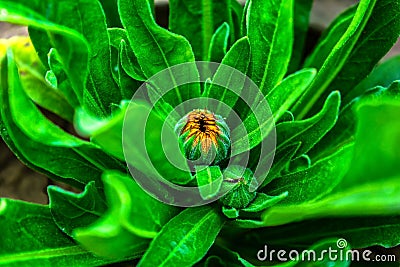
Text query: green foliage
0 0 400 266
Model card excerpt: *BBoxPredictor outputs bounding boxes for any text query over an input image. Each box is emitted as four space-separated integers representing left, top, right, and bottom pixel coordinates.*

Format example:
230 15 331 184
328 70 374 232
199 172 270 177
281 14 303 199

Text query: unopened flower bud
219 166 257 209
175 109 230 165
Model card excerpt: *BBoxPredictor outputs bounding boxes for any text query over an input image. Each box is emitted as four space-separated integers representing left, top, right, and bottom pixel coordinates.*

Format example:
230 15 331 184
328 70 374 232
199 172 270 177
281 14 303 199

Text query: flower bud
219 166 257 209
175 109 230 165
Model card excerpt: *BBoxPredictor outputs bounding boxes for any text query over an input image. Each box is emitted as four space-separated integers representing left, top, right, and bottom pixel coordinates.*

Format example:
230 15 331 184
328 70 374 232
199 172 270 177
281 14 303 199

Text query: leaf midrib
0 246 87 264
158 208 216 266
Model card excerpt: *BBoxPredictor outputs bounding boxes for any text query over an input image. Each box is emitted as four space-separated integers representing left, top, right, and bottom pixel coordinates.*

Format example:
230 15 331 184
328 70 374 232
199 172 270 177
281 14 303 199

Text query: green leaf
169 0 234 60
0 37 74 121
222 206 239 219
345 54 400 104
276 91 340 158
48 181 108 237
287 0 313 73
293 0 377 119
208 22 230 63
241 192 288 213
310 81 400 162
117 41 143 99
119 0 200 107
0 0 120 117
0 3 88 105
47 48 80 108
265 144 353 205
310 0 400 112
249 216 400 248
195 166 223 200
0 198 120 266
303 5 357 71
104 171 180 238
247 0 294 94
339 96 400 187
74 171 179 259
74 212 149 259
138 206 225 267
231 68 316 157
205 36 251 114
68 0 120 116
262 176 400 227
108 27 147 82
1 51 123 189
80 100 193 185
198 245 254 267
17 57 74 122
260 142 301 188
267 68 316 120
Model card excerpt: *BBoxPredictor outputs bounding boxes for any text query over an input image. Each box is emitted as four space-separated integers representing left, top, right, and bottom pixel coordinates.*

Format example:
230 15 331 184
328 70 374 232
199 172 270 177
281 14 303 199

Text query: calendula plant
1 0 400 266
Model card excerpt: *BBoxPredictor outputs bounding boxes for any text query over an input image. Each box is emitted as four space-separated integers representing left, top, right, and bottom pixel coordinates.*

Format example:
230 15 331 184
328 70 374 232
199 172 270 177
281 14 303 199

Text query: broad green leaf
262 176 400 227
195 166 223 200
222 206 239 219
345 54 400 104
48 181 107 237
119 0 200 107
74 211 149 259
338 97 400 188
248 216 400 249
293 0 377 119
47 48 80 108
74 171 179 259
231 68 316 157
265 144 353 205
287 0 313 73
0 52 122 189
241 192 288 213
230 218 268 229
117 41 143 99
79 100 193 185
120 40 147 82
205 37 251 114
266 68 316 120
208 22 230 63
276 91 340 158
169 0 234 60
67 0 120 116
103 171 180 238
260 143 301 188
247 0 294 94
303 5 357 70
138 206 225 267
0 0 120 117
198 245 254 267
310 81 400 161
0 37 73 121
108 27 147 82
7 50 124 169
0 1 88 105
310 0 400 112
0 198 121 266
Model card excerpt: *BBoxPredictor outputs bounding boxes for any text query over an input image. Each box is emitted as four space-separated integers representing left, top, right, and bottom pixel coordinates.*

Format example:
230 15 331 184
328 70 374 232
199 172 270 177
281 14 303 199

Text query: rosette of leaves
1 0 400 266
